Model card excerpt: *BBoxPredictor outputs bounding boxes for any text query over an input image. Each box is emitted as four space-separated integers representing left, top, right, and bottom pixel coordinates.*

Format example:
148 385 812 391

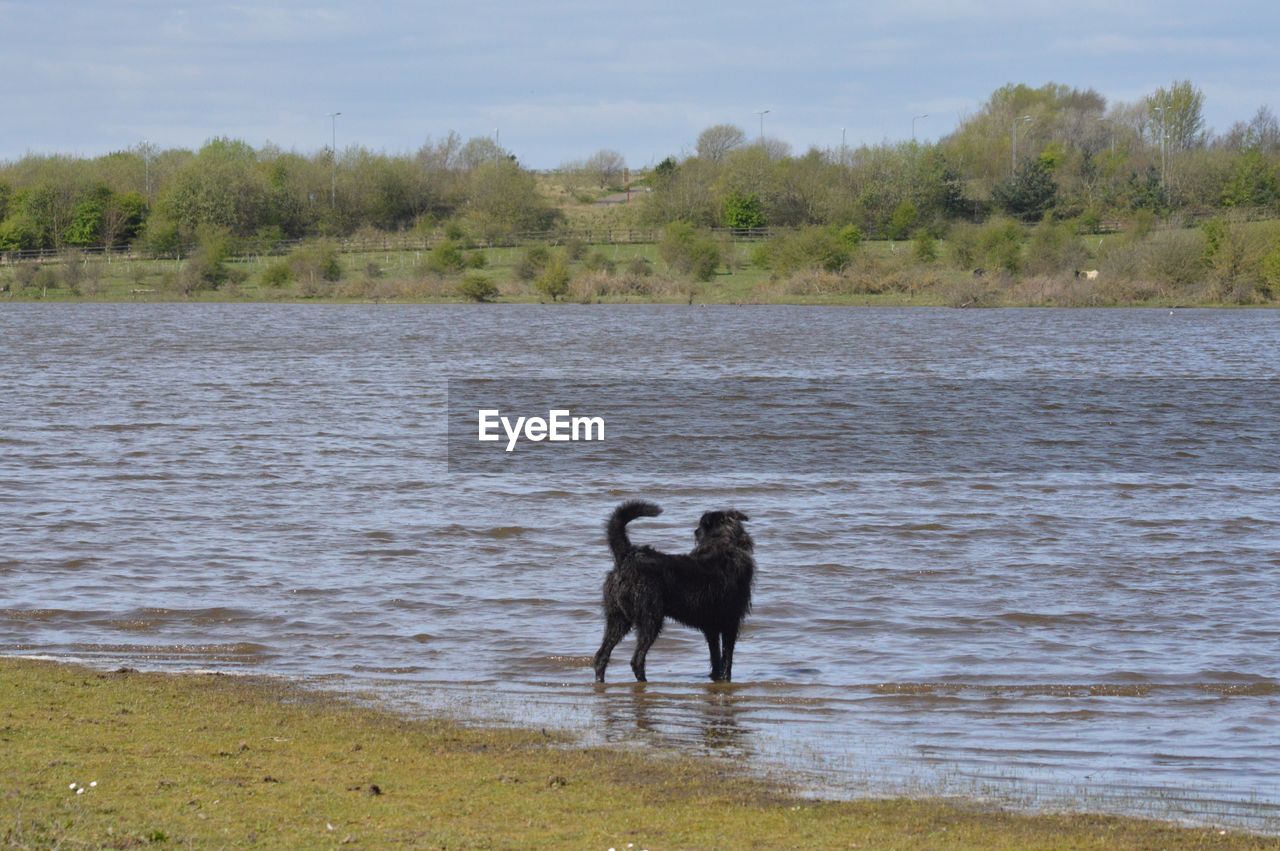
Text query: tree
722 192 765 229
1147 80 1206 152
993 159 1058 220
535 252 570 300
464 160 559 237
583 149 626 188
696 124 746 162
458 136 509 171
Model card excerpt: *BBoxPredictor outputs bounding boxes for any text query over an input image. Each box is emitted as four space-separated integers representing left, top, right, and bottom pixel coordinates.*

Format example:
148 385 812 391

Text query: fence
0 227 778 267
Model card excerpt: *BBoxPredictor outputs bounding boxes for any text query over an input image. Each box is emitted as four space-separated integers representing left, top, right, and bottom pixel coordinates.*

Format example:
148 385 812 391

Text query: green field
3 658 1276 849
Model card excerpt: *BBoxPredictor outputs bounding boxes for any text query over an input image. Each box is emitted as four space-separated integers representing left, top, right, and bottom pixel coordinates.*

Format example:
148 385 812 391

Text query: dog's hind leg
717 624 740 682
630 617 662 682
593 613 631 682
702 627 724 681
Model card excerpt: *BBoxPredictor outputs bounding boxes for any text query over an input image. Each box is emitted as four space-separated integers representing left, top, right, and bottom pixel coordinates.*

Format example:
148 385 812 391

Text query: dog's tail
607 500 662 564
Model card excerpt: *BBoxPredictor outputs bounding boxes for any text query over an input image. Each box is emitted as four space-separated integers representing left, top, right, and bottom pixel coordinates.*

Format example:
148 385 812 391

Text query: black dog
592 500 755 683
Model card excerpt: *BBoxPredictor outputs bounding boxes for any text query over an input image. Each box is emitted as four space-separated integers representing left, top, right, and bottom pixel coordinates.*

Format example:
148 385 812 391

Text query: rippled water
2 304 1278 830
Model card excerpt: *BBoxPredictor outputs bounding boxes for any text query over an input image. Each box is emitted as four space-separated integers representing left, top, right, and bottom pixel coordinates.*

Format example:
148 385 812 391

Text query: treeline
0 134 559 254
2 80 1278 254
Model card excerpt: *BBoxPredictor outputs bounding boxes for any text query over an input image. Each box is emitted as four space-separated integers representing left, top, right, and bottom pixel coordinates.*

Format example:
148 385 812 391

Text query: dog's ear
726 509 749 523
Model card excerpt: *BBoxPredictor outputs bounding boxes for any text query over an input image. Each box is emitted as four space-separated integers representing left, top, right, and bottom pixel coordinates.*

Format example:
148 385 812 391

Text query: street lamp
755 109 770 143
1011 115 1032 175
912 114 928 141
328 112 341 208
1152 105 1168 187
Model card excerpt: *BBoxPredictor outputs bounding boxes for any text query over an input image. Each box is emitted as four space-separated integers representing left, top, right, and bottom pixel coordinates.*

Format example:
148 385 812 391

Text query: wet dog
592 500 755 683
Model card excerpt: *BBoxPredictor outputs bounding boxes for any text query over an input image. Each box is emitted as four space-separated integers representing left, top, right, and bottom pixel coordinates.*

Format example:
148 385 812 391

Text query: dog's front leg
702 627 724 681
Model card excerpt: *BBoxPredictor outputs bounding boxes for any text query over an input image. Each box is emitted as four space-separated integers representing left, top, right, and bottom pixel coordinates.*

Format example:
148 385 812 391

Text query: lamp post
1011 115 1032 176
755 109 770 143
1153 105 1167 187
142 140 151 200
912 114 928 142
328 111 341 208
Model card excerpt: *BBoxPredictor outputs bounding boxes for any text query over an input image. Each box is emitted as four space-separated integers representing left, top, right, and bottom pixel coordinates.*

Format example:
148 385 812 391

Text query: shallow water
2 304 1278 830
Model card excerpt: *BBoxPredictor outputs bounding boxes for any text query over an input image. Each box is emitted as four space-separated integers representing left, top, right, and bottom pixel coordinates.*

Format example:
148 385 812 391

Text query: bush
978 218 1025 273
465 251 488 269
536 252 570 300
947 223 981 270
1262 242 1280 297
564 237 587 261
1024 217 1091 276
179 225 235 293
514 244 550 281
658 222 720 282
838 224 862 250
723 192 765 229
458 272 498 302
626 256 653 277
261 261 292 287
912 229 938 264
287 240 343 287
754 226 851 275
427 239 466 274
582 250 616 275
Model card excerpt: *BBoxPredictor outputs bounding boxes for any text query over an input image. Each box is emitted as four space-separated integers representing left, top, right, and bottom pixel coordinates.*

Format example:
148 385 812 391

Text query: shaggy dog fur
592 500 755 683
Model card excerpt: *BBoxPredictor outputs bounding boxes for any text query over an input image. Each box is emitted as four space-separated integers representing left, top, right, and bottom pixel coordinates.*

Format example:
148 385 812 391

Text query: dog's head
694 509 753 553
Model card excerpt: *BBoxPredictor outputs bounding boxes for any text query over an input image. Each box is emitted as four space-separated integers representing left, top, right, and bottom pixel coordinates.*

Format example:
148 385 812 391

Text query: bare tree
696 124 747 162
583 149 626 188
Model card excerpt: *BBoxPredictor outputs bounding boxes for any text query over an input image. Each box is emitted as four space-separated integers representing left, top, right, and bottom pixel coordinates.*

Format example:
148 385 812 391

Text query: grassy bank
3 219 1278 307
2 658 1275 849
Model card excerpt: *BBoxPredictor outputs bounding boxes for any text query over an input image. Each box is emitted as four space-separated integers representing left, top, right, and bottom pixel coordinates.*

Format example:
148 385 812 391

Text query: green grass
3 658 1277 849
2 224 1276 306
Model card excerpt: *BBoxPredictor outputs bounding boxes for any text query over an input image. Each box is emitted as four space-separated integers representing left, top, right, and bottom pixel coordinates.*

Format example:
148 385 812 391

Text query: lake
2 303 1277 830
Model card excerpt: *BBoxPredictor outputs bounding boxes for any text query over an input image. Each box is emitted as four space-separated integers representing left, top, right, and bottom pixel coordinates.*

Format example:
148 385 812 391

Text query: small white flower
69 783 77 790
76 788 85 795
90 781 98 788
327 823 335 831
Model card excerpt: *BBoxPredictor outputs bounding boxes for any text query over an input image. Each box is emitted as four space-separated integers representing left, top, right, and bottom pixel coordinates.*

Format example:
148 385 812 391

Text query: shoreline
3 656 1277 848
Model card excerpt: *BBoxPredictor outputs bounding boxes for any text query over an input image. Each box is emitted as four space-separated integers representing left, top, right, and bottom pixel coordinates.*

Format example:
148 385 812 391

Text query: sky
2 1 1278 169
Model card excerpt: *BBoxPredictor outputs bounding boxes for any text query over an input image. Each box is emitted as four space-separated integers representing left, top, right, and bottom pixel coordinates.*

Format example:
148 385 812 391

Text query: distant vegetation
2 79 1279 305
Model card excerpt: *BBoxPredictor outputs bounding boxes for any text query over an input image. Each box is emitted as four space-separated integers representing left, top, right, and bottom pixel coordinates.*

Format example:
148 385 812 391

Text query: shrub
536 252 570 300
626 256 653 277
458 272 498 302
978 218 1025 273
723 192 765 229
465 251 487 269
1024 217 1091 276
564 237 587 261
179 225 235 293
947 223 981 270
515 244 550 281
1262 242 1280 298
838 224 862 250
582 250 616 275
912 229 938 264
658 222 721 282
754 226 851 275
261 261 292 287
427 239 466 274
287 240 343 287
